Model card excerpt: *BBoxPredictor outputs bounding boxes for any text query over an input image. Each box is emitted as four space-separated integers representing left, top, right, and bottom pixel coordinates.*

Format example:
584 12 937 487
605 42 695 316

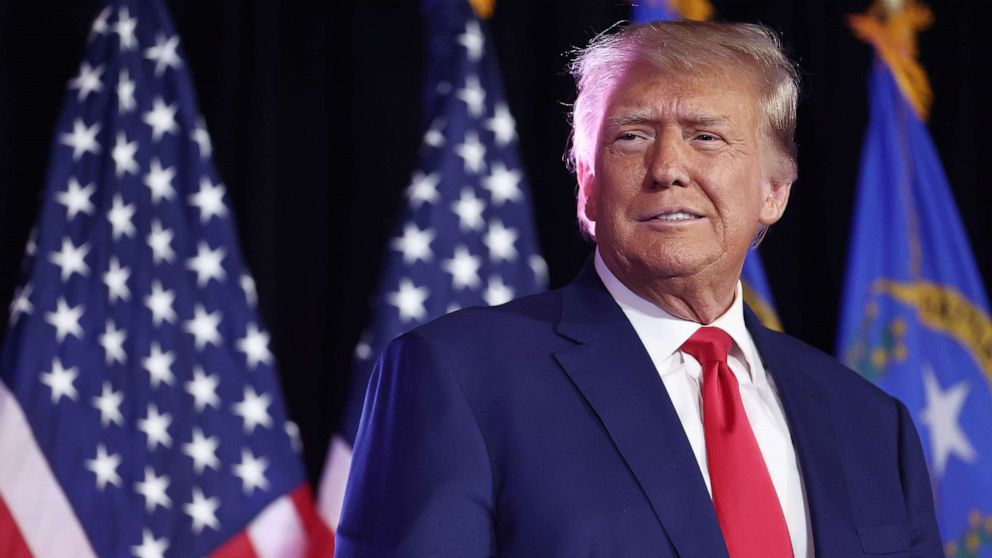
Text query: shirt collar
593 249 764 382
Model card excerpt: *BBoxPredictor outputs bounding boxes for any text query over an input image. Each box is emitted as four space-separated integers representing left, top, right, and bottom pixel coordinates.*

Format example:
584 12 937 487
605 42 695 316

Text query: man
336 21 942 557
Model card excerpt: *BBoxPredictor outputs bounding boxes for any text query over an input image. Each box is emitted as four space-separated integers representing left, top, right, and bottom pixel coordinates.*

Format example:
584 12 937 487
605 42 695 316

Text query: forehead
603 59 763 127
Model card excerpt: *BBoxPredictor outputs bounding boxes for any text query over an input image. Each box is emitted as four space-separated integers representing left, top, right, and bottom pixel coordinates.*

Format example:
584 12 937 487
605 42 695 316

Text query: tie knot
680 326 733 364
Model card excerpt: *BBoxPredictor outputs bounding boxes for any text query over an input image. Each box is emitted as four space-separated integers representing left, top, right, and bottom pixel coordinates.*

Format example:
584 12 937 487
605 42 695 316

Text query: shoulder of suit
760 327 900 407
412 287 563 339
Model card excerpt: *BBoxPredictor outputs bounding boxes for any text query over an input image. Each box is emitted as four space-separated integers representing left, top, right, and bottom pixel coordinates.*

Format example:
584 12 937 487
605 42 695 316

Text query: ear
759 156 795 226
577 160 598 222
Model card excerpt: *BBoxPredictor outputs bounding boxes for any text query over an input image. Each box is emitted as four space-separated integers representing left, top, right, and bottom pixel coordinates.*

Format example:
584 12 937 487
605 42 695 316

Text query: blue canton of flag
632 0 783 331
317 0 546 532
0 2 329 557
838 58 992 556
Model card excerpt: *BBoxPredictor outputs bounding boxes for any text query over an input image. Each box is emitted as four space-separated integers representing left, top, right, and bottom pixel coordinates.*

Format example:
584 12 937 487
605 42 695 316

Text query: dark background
1 0 989 482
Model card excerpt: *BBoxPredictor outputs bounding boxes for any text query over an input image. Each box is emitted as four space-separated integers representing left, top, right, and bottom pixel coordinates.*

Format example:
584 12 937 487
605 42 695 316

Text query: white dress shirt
594 252 813 557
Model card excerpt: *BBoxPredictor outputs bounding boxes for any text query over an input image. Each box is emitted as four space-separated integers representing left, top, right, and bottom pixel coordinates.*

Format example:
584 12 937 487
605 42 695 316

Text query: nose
647 131 691 189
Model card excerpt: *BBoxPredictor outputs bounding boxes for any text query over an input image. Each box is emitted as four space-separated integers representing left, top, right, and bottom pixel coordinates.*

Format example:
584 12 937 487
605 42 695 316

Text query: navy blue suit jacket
336 261 942 557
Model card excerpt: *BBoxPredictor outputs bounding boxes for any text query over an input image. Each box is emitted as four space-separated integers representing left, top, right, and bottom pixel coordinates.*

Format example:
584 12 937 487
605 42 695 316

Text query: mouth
639 209 705 223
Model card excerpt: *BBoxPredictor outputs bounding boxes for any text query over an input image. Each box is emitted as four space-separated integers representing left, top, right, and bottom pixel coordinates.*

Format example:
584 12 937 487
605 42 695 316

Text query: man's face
580 60 793 297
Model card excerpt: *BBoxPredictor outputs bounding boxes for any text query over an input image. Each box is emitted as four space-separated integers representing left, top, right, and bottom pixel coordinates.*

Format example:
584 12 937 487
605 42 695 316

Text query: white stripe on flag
0 381 97 558
316 434 353 530
247 492 307 558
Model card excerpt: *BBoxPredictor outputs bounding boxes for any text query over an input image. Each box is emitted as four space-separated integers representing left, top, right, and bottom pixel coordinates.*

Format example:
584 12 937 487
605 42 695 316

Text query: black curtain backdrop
1 0 989 482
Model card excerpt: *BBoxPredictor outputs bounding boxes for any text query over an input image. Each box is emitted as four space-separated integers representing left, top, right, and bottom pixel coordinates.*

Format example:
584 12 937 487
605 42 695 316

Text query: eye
617 131 646 142
694 133 720 142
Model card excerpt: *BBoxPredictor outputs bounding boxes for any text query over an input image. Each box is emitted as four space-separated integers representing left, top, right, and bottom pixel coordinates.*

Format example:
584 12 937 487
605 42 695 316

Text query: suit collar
555 259 729 558
744 308 852 553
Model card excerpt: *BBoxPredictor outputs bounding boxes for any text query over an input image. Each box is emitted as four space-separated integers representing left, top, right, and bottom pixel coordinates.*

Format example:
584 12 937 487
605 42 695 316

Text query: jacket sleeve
335 332 495 557
895 400 944 557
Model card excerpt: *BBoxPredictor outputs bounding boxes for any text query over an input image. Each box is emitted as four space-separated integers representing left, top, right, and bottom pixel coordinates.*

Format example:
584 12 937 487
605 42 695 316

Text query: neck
641 278 737 324
598 253 739 324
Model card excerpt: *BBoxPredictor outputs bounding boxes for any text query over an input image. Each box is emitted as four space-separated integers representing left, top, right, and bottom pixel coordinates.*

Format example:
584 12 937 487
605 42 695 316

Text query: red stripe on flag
0 495 33 558
290 485 334 558
209 530 257 558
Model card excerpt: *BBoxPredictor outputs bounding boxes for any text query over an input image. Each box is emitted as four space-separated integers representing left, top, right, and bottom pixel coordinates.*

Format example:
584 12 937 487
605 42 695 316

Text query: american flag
317 0 547 532
0 2 330 557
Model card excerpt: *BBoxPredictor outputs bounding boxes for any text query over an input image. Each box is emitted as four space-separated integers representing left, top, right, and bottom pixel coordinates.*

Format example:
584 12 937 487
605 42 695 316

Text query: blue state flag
633 0 677 21
632 0 782 331
838 57 992 556
317 0 546 532
0 2 330 556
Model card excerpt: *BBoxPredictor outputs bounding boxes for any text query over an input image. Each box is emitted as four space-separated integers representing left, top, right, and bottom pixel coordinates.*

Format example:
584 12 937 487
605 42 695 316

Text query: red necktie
681 327 793 558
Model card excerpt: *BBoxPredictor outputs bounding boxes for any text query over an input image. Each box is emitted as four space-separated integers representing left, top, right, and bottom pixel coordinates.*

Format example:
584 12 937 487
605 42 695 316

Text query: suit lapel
744 309 853 553
554 262 728 558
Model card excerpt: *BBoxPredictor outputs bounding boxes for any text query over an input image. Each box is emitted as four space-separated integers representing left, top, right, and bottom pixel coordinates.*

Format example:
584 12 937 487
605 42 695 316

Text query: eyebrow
605 109 732 131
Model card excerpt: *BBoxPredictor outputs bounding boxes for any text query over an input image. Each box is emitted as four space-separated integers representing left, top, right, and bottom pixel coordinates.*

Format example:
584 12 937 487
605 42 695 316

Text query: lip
635 206 706 223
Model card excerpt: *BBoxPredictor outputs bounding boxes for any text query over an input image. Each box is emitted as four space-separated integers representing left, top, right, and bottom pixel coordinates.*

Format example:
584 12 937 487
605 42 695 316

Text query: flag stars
483 162 523 205
237 323 273 369
86 444 122 490
920 364 977 476
60 118 101 160
9 284 33 324
391 223 435 265
457 20 484 62
424 119 445 148
232 386 273 434
45 298 84 342
104 257 131 303
185 367 220 412
191 119 212 159
99 319 128 365
286 421 302 453
40 357 79 403
233 449 270 495
145 281 177 326
135 467 172 513
114 7 138 51
530 254 549 286
484 275 515 306
387 278 429 323
457 75 486 117
442 246 482 290
486 103 517 146
147 221 176 264
184 488 220 534
241 274 257 307
189 178 228 223
484 220 519 262
184 428 220 474
131 529 168 558
406 171 441 208
142 97 179 141
56 178 96 220
451 188 486 231
117 69 136 113
144 33 183 76
142 342 176 389
144 159 176 203
184 304 223 350
455 131 487 174
49 237 90 282
138 403 173 450
89 7 112 39
92 381 124 427
69 62 104 101
186 241 226 286
107 194 136 240
112 132 140 177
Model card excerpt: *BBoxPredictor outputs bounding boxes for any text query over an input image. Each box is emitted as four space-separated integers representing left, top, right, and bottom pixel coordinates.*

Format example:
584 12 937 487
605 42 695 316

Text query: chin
629 248 718 281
